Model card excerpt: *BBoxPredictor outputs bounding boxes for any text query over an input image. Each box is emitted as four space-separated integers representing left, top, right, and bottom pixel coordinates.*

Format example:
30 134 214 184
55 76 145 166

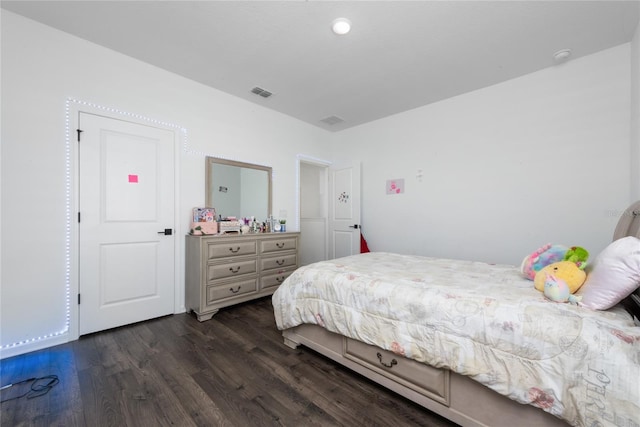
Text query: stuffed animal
534 261 586 294
543 273 582 305
520 244 569 280
563 246 589 270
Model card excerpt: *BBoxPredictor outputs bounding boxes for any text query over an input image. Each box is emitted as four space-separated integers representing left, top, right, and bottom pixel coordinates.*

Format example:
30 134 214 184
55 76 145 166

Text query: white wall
631 20 640 200
0 11 330 357
331 44 632 266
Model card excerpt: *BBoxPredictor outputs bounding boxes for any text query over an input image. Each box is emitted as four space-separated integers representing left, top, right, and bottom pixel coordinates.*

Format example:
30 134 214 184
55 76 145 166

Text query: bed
272 202 640 427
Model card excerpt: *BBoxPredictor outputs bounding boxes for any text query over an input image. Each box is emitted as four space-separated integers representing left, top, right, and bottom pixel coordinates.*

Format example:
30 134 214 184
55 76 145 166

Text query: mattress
272 252 640 427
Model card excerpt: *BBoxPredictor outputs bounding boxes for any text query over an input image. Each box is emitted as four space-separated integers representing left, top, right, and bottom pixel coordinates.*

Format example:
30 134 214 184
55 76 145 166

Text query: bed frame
281 201 640 427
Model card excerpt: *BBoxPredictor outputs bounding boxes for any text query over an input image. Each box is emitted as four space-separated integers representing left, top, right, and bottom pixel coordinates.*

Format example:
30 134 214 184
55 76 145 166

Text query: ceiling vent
320 115 345 126
251 86 273 98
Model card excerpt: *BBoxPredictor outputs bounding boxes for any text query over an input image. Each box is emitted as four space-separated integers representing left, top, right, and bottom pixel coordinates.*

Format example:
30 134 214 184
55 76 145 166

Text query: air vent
251 86 273 98
320 115 345 126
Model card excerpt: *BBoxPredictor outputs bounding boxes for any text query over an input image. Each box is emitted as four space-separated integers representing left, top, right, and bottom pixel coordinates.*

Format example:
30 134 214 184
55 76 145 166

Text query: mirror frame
205 156 272 219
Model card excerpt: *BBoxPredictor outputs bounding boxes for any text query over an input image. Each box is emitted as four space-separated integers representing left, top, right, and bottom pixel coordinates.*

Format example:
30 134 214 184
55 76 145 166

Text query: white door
328 163 361 259
78 112 175 335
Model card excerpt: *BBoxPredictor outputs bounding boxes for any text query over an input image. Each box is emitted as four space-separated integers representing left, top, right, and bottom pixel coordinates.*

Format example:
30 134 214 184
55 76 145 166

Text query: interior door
78 112 175 335
328 163 361 259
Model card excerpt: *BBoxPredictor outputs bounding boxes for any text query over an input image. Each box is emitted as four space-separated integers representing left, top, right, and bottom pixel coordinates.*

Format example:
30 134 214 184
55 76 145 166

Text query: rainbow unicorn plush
543 273 582 305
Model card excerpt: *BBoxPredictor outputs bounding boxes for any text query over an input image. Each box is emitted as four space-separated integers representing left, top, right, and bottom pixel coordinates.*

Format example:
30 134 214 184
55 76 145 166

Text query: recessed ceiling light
332 18 351 35
553 49 572 62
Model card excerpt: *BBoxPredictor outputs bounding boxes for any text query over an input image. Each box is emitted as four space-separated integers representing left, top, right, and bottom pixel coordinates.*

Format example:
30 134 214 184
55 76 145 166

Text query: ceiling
3 1 639 132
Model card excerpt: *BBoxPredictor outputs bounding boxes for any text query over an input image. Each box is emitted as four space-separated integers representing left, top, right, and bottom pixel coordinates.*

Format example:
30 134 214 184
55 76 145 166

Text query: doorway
298 158 362 265
299 160 329 266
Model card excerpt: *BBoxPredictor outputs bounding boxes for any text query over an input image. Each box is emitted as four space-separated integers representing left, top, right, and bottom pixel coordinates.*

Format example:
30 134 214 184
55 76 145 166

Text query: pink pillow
577 236 640 310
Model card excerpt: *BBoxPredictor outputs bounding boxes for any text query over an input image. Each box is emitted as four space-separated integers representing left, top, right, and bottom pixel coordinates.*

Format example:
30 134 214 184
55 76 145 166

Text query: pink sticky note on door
128 174 138 183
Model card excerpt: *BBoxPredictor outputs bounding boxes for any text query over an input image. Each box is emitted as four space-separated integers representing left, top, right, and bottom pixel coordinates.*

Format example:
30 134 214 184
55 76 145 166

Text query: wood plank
191 368 266 426
0 348 53 426
76 365 127 426
148 351 231 427
43 345 85 427
110 368 167 427
115 325 200 426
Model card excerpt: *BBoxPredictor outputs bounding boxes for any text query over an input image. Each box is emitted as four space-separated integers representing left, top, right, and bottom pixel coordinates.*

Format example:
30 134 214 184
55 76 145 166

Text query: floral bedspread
272 252 640 427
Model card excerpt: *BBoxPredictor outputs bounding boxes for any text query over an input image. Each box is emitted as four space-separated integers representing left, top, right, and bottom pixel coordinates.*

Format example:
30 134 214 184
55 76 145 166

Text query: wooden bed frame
283 324 569 427
281 201 640 427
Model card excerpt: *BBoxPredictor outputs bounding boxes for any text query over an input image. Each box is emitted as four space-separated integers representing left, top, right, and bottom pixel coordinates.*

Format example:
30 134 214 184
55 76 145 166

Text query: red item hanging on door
360 233 370 253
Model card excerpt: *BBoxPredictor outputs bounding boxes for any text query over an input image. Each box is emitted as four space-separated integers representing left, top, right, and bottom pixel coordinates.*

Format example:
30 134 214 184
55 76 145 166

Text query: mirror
205 157 272 221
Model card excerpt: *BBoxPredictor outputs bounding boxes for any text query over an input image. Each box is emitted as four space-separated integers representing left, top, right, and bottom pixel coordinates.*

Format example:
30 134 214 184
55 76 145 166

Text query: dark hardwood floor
1 297 458 426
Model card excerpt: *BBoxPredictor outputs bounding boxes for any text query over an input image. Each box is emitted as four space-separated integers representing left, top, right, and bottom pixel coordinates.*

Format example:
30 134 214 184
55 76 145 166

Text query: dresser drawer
261 254 297 271
261 237 297 254
206 240 257 259
207 259 257 281
206 278 258 303
261 268 296 290
344 338 450 405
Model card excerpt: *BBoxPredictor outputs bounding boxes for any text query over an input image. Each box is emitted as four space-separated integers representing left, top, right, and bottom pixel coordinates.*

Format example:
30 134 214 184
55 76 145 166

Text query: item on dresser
186 232 299 321
189 221 218 235
218 220 242 233
192 207 216 222
267 215 276 233
190 207 218 235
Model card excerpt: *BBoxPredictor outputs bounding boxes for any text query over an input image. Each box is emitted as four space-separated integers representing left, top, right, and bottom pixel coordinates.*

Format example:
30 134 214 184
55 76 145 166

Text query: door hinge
78 212 81 223
78 293 81 305
76 129 83 142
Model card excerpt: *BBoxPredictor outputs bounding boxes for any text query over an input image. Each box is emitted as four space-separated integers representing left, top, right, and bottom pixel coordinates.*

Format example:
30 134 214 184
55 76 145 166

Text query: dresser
185 232 300 321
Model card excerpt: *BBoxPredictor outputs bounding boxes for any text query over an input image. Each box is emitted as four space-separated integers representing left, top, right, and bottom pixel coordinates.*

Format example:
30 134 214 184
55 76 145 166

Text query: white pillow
577 236 640 310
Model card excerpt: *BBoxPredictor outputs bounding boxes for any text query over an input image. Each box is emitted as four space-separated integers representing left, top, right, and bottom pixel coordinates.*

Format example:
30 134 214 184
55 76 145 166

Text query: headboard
613 201 640 323
613 200 640 241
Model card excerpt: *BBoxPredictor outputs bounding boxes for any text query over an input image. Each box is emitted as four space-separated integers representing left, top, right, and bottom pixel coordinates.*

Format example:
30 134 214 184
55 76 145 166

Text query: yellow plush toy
534 261 586 294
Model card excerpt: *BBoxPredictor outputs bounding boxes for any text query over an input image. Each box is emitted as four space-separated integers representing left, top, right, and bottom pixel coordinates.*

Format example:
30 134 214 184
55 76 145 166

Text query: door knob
158 228 173 235
348 224 360 229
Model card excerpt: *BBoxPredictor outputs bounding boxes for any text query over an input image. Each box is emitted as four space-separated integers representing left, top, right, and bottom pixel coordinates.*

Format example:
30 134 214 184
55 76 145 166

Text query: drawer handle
228 246 241 253
276 259 285 266
276 276 285 283
229 286 241 294
276 242 285 248
229 266 241 273
376 352 398 368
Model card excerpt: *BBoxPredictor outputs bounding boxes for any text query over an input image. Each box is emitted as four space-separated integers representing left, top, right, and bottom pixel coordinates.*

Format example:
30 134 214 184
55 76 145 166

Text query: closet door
78 112 175 335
